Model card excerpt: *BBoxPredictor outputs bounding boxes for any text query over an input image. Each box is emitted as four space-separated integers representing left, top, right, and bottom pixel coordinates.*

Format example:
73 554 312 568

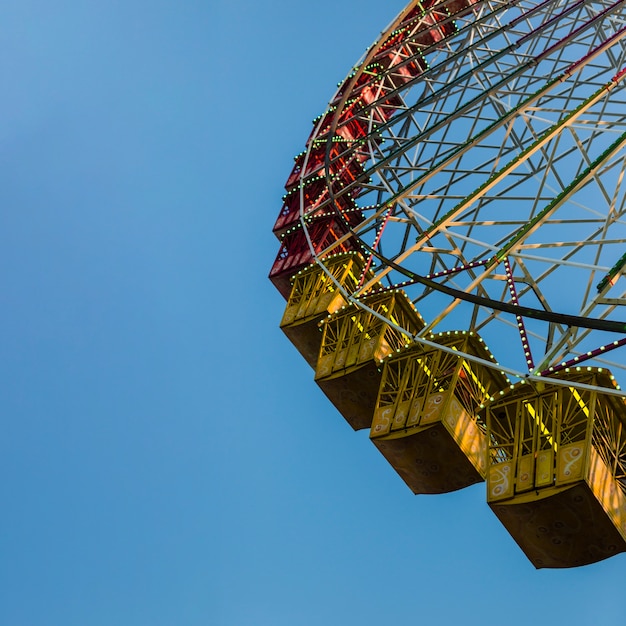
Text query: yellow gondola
370 331 507 493
280 253 376 367
485 368 626 568
315 289 424 430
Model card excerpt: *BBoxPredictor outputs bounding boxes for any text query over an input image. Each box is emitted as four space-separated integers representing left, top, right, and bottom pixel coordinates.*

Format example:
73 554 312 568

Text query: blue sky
0 1 624 624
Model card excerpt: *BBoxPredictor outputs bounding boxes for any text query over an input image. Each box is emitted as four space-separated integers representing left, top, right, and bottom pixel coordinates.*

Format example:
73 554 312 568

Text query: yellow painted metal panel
556 442 586 485
443 397 487 477
588 448 626 542
488 461 515 501
335 348 348 371
420 392 446 425
375 338 392 361
347 341 360 367
442 396 463 425
316 353 335 378
297 296 311 320
391 399 412 431
406 397 422 428
358 337 376 361
535 449 554 487
281 304 298 326
324 292 346 317
371 406 394 437
516 454 534 493
310 291 328 314
441 397 463 437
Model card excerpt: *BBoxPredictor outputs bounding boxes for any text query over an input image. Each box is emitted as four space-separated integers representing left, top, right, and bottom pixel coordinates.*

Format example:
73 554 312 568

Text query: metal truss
302 0 626 386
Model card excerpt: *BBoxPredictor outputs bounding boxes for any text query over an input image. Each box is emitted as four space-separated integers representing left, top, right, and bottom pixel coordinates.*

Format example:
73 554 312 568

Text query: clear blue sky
0 1 624 625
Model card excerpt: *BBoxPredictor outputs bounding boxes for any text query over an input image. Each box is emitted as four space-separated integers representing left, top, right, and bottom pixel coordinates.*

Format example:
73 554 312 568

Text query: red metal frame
269 215 361 298
271 0 483 295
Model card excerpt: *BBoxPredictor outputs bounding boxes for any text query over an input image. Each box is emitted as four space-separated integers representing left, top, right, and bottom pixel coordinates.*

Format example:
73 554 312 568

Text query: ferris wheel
271 0 626 568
